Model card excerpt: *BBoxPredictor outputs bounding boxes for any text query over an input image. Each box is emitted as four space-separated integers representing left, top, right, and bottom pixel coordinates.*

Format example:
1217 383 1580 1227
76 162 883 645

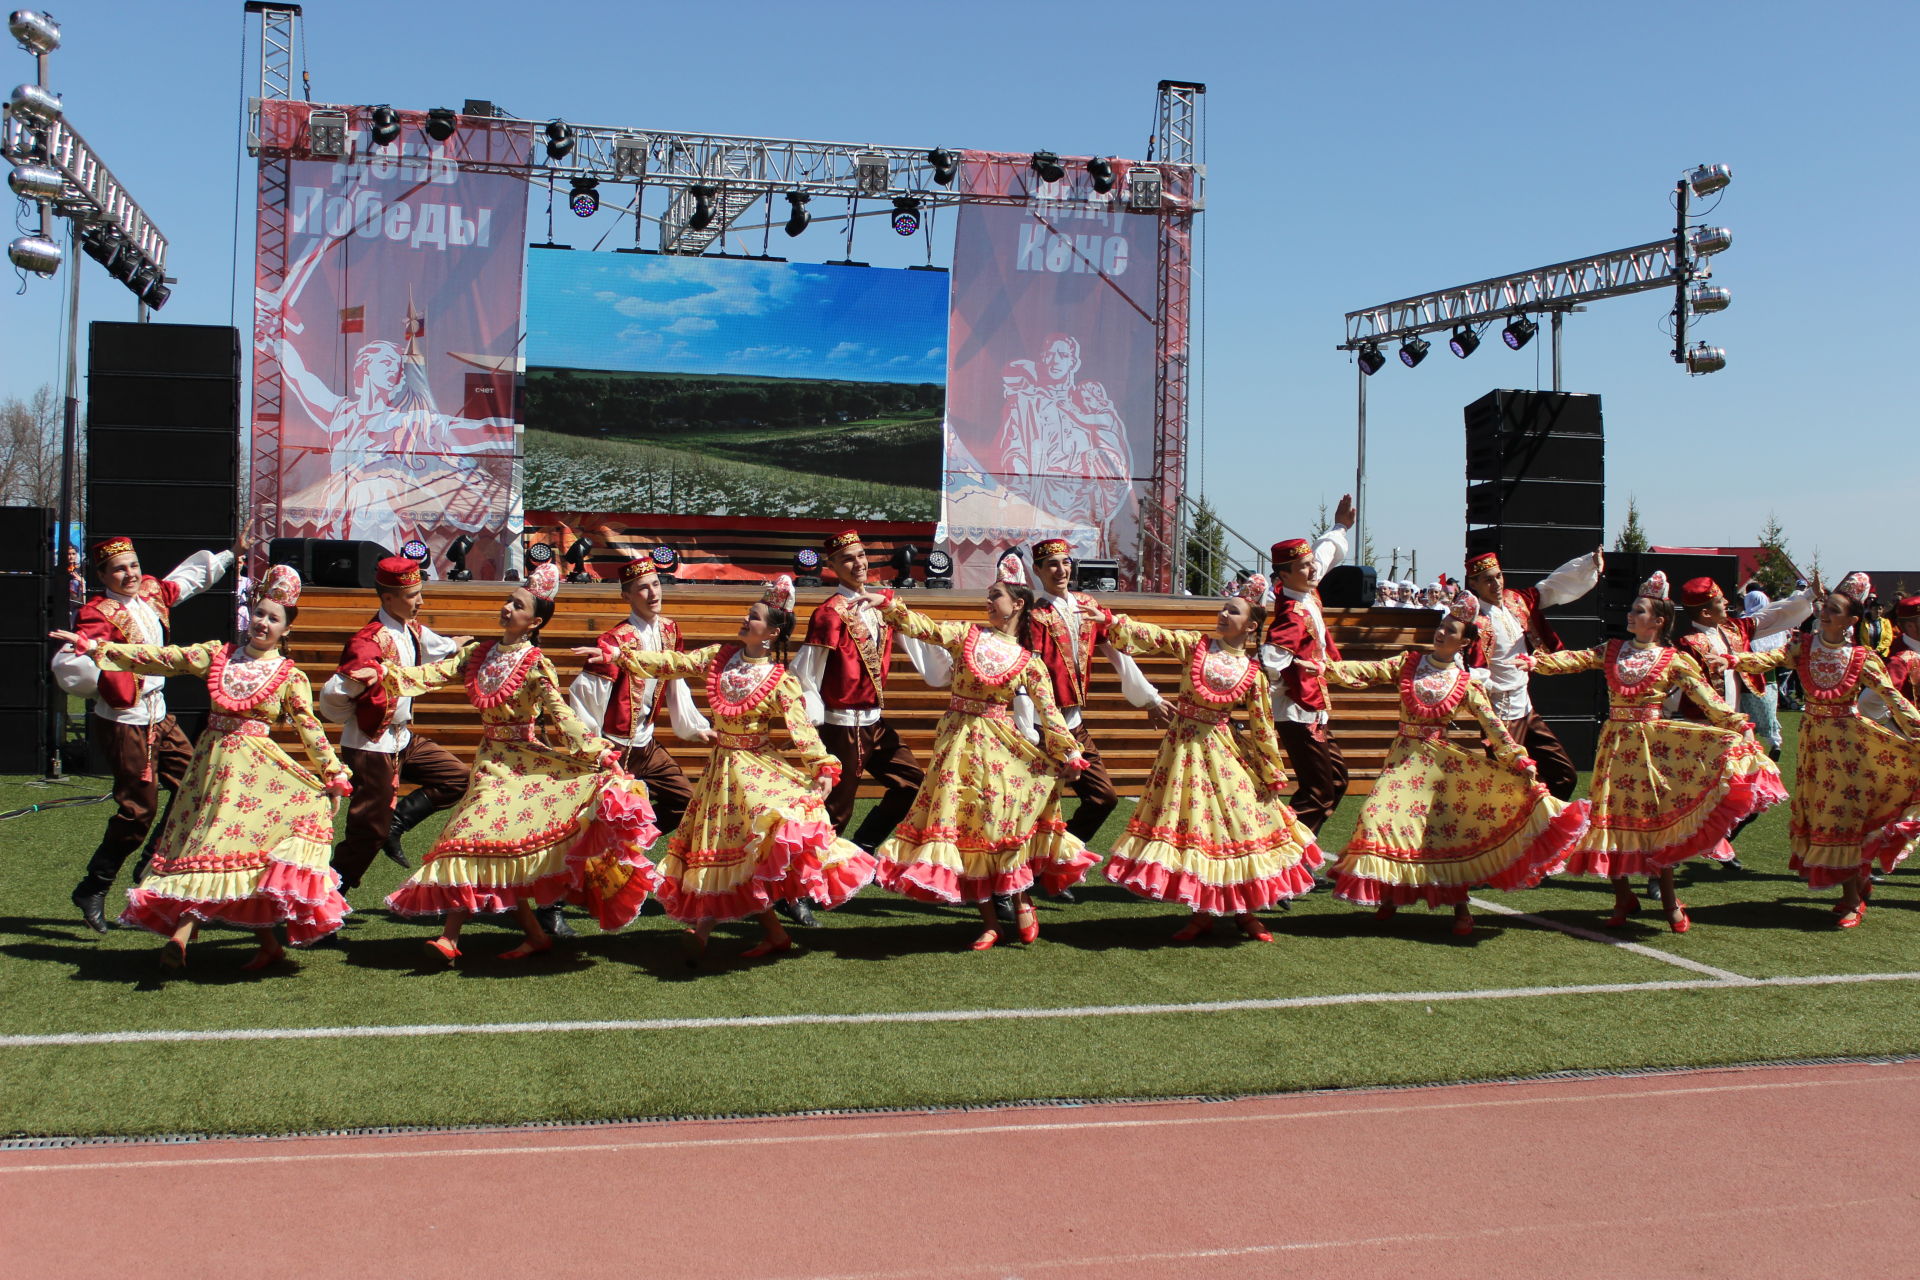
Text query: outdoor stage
284 583 1434 795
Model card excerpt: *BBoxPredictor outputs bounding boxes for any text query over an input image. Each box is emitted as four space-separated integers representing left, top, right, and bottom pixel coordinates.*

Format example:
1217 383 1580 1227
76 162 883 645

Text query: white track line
0 1072 1906 1175
2 970 1916 1049
1467 896 1752 981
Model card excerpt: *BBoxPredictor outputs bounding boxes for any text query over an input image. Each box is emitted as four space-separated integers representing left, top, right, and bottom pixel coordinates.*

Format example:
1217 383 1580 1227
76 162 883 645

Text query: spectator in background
64 545 85 626
1861 597 1894 656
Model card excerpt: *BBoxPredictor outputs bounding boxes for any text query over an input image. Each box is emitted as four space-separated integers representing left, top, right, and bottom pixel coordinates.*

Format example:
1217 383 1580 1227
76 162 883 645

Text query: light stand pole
1353 358 1367 565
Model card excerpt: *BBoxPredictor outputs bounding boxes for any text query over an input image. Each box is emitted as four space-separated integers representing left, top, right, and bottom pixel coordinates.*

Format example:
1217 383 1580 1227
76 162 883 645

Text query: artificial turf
2 711 1917 1138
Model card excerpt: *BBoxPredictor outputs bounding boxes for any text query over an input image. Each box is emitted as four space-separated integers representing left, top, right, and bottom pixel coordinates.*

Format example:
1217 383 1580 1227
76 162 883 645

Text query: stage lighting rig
1687 283 1730 313
793 546 822 588
1687 226 1731 257
424 107 457 142
1398 336 1430 368
8 9 60 55
650 545 678 575
368 105 401 147
446 535 475 581
612 133 648 180
402 539 431 564
1356 343 1385 376
890 198 920 236
1087 156 1115 194
890 543 919 588
6 230 55 273
569 178 599 217
6 161 59 199
1687 164 1731 198
543 119 575 161
1125 165 1162 211
1684 343 1726 375
7 80 58 124
1447 325 1479 359
854 151 889 195
308 109 347 158
783 191 810 237
1029 150 1065 184
1500 316 1537 350
565 536 594 583
524 540 556 566
926 147 956 186
924 548 953 589
687 184 716 231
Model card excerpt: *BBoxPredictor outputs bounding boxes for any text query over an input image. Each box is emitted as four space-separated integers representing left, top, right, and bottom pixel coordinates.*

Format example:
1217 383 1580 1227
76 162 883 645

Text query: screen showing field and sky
524 249 949 521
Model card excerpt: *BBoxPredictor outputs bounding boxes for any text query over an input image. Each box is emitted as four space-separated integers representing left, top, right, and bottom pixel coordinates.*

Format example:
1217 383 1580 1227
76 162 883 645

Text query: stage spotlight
1447 325 1480 359
134 265 170 310
854 152 890 195
650 544 678 574
524 540 556 565
783 191 811 237
1125 165 1163 211
1688 226 1732 257
1687 163 1732 198
6 233 59 276
1684 343 1727 375
8 82 60 125
569 178 599 217
891 198 921 236
687 184 716 231
926 148 957 186
1501 315 1538 350
368 105 401 147
1688 283 1732 313
543 119 575 161
402 539 431 563
424 107 457 143
1356 342 1386 376
925 548 953 589
308 110 347 158
890 543 919 589
1398 337 1430 369
80 225 123 270
7 162 63 201
1086 156 1115 194
1029 150 1065 184
446 534 475 581
108 250 139 285
793 546 822 588
565 536 594 583
612 133 649 180
8 10 61 56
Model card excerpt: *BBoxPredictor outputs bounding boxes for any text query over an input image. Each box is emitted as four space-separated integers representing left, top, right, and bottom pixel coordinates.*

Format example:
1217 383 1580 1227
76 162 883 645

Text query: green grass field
3 711 1917 1139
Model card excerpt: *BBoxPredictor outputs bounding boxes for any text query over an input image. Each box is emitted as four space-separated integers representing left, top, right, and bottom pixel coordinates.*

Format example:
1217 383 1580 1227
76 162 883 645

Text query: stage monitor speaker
1466 524 1604 580
301 539 392 589
0 505 53 574
1320 564 1378 608
1072 559 1120 592
267 538 313 579
1466 479 1604 529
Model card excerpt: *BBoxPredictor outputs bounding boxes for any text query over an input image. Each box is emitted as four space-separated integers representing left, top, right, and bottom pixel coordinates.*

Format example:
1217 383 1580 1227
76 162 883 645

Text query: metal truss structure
242 3 302 561
2 113 170 271
239 5 1204 590
1338 239 1692 349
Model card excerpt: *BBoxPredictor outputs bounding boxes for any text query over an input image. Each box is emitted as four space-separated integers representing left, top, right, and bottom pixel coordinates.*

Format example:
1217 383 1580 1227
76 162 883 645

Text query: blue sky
525 251 948 382
4 0 1915 582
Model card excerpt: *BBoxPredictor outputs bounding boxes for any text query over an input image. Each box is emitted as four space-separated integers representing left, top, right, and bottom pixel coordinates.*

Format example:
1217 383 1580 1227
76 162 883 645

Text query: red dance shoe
159 939 188 971
424 937 460 965
1171 917 1215 943
1017 904 1040 945
1668 908 1691 934
1236 915 1272 943
1451 913 1475 937
1374 904 1397 922
240 946 286 972
741 935 793 960
1837 906 1865 929
969 928 1000 952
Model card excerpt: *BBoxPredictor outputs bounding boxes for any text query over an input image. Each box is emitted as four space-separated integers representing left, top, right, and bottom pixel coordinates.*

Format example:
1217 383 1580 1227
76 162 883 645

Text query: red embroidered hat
619 556 659 584
1032 538 1072 562
1270 538 1311 568
375 556 423 588
823 529 863 554
89 536 135 570
1465 551 1500 577
1894 596 1920 622
1678 577 1724 608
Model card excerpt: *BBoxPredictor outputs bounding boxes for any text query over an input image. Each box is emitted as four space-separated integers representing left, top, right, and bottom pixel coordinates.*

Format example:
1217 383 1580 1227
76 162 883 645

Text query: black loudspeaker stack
1464 390 1606 768
87 322 241 739
0 506 54 772
1602 551 1744 624
269 538 392 589
1319 564 1378 609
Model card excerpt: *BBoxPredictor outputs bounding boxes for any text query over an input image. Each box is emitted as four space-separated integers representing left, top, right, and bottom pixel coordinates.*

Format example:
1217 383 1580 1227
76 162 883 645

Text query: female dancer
1325 594 1590 935
1100 576 1323 942
1527 572 1785 932
859 560 1091 950
51 565 353 970
579 577 874 963
348 564 659 963
1727 573 1920 925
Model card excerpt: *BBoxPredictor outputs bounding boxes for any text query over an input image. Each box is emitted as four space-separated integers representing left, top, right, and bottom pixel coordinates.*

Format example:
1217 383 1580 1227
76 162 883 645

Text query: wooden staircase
277 583 1438 796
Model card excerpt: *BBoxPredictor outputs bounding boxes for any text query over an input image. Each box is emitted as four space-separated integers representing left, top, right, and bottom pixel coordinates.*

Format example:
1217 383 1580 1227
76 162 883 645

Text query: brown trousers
818 718 924 848
1275 719 1349 835
334 736 470 889
79 714 196 893
619 738 694 838
1497 712 1579 803
1064 723 1120 844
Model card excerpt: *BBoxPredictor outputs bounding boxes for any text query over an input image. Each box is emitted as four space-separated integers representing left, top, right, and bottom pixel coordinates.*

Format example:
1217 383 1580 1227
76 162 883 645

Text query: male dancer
51 536 234 932
569 553 711 842
1027 537 1164 894
792 529 941 868
1258 495 1356 836
1886 596 1920 710
1462 544 1604 804
318 556 471 899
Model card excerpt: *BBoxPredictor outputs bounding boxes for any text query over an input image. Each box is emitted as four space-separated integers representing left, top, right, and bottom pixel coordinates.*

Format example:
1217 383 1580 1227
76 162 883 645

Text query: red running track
4 1060 1918 1278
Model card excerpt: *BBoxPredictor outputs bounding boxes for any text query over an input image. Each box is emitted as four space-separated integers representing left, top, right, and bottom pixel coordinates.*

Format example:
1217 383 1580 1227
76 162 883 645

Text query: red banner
250 102 529 578
941 164 1160 589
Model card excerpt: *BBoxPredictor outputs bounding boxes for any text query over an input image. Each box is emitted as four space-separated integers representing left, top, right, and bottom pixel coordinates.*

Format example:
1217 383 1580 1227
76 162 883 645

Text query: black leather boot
534 904 576 939
383 789 439 869
71 883 109 934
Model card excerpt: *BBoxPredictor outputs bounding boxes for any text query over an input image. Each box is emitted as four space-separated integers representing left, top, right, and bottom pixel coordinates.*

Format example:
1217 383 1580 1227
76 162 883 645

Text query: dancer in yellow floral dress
584 577 875 963
53 565 353 971
859 560 1091 950
1102 576 1323 943
1326 594 1590 936
1727 574 1920 925
350 565 659 964
1527 572 1785 932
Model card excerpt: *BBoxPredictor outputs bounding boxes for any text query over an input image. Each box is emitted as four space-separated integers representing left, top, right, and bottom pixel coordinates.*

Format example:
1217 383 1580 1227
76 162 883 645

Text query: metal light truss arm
2 112 169 270
1340 239 1696 348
